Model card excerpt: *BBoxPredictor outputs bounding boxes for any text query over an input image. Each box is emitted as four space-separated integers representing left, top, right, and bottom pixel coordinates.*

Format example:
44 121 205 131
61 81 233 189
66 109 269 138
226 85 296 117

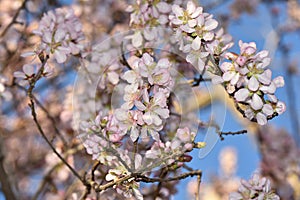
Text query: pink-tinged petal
205 19 218 31
121 101 133 110
158 15 168 24
190 7 203 18
43 32 52 43
180 24 195 33
222 71 235 82
256 112 267 125
142 53 153 66
203 32 214 41
250 93 263 110
107 71 119 85
244 46 256 55
258 69 272 85
150 130 160 141
262 104 274 116
188 19 197 28
69 42 80 55
245 108 254 120
257 58 271 69
196 15 204 26
130 126 139 142
143 28 155 41
230 73 240 85
54 50 67 63
157 2 171 13
211 75 223 84
234 88 249 101
260 82 276 94
105 173 115 182
143 112 153 125
267 94 278 103
191 36 201 51
122 70 137 83
132 31 143 48
134 100 146 111
256 50 269 59
143 88 149 103
248 76 259 91
236 56 246 66
226 84 236 94
13 71 26 79
54 28 66 42
275 101 286 115
172 5 183 17
152 113 162 126
273 76 284 87
171 18 183 25
23 64 35 75
187 1 196 15
238 66 249 75
152 6 159 18
225 52 238 61
220 62 233 72
157 58 170 69
154 108 169 119
186 53 197 65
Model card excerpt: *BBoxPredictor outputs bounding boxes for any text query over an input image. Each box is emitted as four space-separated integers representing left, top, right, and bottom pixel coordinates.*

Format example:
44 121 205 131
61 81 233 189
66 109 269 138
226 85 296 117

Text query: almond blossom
217 40 285 125
32 8 85 63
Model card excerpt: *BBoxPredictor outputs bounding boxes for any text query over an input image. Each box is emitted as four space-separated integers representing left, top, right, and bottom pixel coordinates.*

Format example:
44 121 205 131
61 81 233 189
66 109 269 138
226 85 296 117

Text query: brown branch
27 56 86 187
13 83 68 146
136 170 202 183
0 0 28 38
218 129 247 141
91 161 101 182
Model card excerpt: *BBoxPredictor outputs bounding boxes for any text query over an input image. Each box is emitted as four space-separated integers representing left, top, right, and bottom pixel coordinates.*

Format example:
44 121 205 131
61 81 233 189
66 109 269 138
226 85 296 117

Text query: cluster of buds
32 8 85 63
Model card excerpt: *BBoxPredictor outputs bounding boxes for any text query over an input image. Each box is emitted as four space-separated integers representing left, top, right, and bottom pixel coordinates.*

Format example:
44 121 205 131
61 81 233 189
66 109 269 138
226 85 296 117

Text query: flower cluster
169 1 233 72
32 8 85 63
145 127 196 165
115 53 173 142
216 41 285 125
229 173 280 200
127 0 173 27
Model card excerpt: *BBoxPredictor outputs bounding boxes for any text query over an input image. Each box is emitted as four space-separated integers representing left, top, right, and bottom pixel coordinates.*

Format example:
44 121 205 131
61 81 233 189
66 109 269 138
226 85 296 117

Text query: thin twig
218 130 247 141
120 41 132 70
14 83 68 145
27 56 85 186
92 161 101 182
136 170 202 183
